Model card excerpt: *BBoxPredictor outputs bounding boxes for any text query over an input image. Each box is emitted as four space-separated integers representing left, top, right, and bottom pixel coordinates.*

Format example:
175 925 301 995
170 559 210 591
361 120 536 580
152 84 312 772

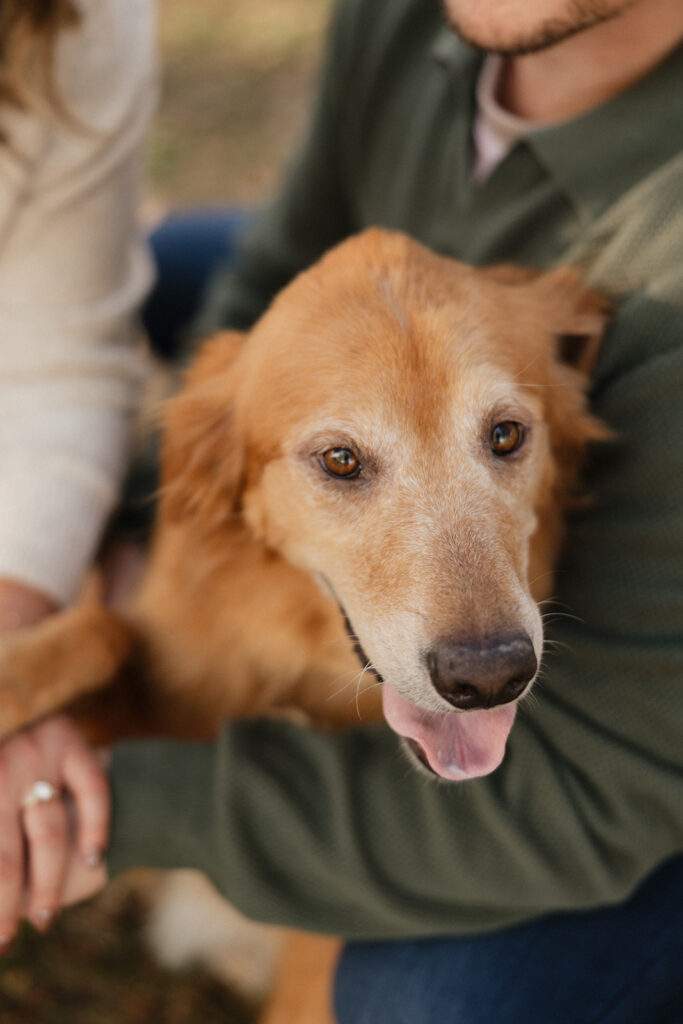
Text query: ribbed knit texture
0 0 156 604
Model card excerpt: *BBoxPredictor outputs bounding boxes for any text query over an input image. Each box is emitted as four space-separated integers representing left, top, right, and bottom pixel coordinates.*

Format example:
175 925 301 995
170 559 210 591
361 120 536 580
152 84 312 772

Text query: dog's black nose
425 634 537 710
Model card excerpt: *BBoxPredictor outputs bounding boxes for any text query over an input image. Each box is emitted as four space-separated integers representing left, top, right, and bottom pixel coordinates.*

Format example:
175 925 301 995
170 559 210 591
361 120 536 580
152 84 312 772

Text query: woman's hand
0 715 110 951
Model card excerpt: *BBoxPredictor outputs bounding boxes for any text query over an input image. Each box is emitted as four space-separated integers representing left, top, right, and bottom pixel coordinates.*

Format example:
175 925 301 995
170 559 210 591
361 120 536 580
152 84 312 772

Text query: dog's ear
486 264 612 513
160 331 247 528
533 266 613 377
534 270 613 503
487 264 612 376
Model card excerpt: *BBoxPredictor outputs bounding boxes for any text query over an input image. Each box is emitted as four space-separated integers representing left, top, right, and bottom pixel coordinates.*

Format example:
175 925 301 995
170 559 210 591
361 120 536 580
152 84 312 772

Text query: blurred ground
0 1 330 1021
1 881 257 1024
149 0 332 206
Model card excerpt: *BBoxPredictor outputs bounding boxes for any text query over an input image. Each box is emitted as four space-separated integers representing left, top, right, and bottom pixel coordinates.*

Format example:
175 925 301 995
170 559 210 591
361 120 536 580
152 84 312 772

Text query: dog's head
162 229 610 780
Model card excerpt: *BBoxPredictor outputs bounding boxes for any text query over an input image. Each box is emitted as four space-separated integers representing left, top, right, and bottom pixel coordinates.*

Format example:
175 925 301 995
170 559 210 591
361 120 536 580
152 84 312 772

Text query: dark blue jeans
142 212 683 1024
334 855 683 1024
142 206 249 359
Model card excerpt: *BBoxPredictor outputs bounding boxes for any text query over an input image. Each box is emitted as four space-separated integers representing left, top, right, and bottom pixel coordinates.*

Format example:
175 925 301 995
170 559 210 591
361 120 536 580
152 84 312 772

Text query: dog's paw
0 635 40 738
147 870 280 1002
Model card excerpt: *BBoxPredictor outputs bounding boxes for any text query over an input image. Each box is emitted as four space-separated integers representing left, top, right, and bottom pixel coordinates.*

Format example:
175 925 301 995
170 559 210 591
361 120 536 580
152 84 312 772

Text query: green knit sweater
109 0 683 938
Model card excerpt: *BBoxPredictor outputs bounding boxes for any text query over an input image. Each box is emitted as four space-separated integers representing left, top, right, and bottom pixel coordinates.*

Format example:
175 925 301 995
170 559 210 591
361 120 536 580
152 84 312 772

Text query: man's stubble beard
441 0 638 56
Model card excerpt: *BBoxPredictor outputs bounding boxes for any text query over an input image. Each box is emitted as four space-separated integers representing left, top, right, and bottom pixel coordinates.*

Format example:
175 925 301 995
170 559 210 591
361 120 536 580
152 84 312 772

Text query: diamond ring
22 780 60 809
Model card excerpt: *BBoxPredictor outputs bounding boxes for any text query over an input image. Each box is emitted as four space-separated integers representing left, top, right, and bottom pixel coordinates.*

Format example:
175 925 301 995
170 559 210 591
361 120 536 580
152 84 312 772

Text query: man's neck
500 0 683 123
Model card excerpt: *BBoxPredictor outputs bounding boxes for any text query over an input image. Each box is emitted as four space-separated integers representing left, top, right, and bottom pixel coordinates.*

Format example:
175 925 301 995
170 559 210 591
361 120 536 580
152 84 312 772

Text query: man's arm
106 699 680 940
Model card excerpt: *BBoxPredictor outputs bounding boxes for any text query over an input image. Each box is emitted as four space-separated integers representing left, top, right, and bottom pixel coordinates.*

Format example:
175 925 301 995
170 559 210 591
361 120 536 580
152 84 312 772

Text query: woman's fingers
61 842 108 908
0 716 110 947
22 796 69 929
62 742 110 866
0 736 42 948
0 807 23 950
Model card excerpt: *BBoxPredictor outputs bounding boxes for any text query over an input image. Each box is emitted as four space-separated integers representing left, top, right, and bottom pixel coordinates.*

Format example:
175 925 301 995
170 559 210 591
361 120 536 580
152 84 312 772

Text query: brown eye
490 421 524 456
322 447 361 478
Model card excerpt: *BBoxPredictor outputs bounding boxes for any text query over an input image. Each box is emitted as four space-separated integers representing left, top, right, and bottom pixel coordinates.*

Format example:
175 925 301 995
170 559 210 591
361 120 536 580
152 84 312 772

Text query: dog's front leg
0 604 133 739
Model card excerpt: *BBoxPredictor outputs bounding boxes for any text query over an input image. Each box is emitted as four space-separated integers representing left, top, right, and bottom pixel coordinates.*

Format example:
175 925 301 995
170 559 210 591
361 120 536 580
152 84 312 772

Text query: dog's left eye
490 421 524 456
321 447 361 478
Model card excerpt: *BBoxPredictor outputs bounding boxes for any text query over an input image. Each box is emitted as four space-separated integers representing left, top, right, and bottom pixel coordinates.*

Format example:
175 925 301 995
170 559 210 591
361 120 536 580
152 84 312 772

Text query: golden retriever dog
0 228 609 1019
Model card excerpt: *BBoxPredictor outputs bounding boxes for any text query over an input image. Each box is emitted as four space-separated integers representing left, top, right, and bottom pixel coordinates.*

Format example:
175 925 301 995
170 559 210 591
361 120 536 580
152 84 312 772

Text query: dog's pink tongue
382 684 516 780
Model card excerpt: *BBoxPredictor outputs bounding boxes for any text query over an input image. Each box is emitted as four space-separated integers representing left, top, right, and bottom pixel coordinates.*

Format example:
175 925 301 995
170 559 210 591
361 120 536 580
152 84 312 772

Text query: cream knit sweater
0 0 157 605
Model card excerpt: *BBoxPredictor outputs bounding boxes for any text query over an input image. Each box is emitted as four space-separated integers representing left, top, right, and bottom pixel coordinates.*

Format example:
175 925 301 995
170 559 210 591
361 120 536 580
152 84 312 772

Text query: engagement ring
22 780 59 809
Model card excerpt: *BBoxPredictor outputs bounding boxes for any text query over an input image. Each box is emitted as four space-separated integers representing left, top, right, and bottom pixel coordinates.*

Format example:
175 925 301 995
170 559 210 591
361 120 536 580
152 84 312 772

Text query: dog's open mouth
337 600 518 780
382 684 517 781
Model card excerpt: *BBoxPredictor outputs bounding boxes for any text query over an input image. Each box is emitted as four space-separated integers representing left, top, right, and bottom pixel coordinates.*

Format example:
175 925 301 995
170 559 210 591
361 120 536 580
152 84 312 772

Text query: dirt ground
0 881 257 1024
0 1 330 1021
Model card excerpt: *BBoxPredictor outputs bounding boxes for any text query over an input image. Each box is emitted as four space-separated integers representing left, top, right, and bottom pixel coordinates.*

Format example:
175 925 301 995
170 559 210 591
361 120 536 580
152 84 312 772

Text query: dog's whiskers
324 660 380 710
542 638 572 653
541 609 585 625
514 381 573 389
318 633 364 650
511 355 542 381
528 570 556 590
539 596 581 613
517 686 540 713
325 671 364 703
355 675 383 720
355 661 375 719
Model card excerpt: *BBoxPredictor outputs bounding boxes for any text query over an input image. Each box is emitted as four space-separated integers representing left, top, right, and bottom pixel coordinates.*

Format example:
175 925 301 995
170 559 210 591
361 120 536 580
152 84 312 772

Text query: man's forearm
107 712 683 940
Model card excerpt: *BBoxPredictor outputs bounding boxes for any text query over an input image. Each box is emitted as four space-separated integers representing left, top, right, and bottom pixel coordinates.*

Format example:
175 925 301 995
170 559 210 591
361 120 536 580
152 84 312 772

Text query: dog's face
163 230 608 780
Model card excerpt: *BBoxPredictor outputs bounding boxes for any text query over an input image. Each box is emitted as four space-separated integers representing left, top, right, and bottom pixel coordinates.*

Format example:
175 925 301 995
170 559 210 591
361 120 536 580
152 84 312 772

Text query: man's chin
440 0 627 57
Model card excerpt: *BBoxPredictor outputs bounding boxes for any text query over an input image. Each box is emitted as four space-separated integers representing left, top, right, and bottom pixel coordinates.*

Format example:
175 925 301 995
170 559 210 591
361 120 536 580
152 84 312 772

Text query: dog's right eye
490 421 524 457
321 447 361 479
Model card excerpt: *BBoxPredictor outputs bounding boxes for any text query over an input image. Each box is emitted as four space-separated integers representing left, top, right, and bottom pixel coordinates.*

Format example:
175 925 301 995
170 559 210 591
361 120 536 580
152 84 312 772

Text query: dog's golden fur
0 228 610 1024
0 228 608 744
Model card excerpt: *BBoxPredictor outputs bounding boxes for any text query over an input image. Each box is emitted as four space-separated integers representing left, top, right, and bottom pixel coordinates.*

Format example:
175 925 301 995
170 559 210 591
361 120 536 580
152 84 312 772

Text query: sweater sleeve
107 690 681 941
0 0 157 605
107 271 683 937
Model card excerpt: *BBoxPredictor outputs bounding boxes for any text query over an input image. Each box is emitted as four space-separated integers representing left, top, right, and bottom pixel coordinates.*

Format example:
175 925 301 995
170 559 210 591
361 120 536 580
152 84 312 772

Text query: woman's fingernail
0 936 13 955
84 848 103 869
33 908 54 931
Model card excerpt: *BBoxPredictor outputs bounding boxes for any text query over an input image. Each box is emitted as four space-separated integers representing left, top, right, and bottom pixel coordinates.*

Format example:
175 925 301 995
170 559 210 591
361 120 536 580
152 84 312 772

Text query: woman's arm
0 0 157 607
